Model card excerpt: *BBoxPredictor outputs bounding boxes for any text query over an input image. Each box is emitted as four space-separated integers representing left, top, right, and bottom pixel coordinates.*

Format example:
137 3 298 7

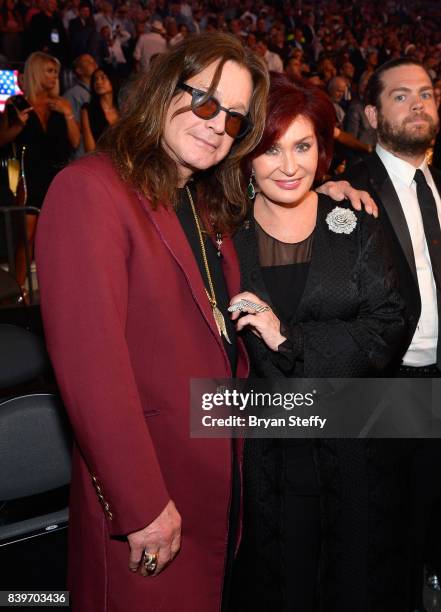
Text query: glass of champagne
7 157 20 197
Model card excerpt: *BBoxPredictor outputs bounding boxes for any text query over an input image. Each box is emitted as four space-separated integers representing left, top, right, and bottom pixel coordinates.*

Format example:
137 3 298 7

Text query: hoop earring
247 171 256 200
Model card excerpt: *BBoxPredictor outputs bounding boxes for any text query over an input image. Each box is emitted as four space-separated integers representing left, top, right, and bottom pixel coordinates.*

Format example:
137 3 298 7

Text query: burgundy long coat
35 154 248 612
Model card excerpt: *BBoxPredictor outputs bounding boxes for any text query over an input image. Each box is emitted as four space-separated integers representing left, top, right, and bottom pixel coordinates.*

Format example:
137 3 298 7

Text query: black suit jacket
343 152 441 366
69 17 99 61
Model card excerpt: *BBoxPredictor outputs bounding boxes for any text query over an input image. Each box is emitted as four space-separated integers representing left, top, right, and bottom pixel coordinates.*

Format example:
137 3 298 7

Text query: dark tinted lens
226 113 251 139
225 114 244 138
192 95 219 119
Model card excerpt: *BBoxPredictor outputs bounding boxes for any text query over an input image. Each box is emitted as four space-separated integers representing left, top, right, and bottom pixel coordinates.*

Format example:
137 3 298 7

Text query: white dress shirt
94 12 115 33
133 32 167 70
377 144 441 366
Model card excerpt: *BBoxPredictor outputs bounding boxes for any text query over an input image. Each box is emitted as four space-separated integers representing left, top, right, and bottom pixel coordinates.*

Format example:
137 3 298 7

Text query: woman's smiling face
252 115 318 208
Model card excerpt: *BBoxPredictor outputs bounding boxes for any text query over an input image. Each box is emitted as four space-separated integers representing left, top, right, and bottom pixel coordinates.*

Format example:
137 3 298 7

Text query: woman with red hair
229 74 410 611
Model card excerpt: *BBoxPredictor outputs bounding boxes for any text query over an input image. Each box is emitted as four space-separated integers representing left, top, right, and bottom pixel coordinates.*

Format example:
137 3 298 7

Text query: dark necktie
414 169 441 290
414 168 441 365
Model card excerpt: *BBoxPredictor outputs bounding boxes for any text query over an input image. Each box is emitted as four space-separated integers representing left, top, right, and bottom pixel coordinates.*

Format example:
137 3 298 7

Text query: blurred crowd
0 0 441 181
1 1 440 77
0 0 440 156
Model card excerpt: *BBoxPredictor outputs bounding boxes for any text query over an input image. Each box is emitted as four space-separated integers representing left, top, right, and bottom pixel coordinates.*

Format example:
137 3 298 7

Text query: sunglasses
177 82 253 139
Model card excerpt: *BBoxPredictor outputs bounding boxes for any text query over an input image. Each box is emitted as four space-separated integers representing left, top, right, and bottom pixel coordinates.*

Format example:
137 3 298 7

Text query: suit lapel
429 166 441 199
220 234 241 300
137 194 225 349
366 154 418 286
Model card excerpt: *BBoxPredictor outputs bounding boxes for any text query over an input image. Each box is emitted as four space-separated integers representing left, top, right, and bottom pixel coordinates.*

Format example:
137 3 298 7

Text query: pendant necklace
185 185 231 344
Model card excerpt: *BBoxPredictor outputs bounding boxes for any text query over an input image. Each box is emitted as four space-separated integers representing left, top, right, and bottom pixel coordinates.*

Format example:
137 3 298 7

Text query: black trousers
398 364 441 610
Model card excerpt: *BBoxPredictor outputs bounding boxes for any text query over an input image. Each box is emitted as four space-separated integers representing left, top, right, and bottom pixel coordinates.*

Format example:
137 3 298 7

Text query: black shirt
175 184 237 375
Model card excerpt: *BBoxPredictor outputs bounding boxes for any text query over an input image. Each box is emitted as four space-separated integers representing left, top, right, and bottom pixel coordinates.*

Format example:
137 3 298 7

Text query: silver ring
228 299 270 313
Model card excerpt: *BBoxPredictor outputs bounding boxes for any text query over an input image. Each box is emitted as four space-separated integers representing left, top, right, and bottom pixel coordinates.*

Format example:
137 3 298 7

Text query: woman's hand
51 97 81 148
229 292 286 352
316 180 378 217
0 100 33 146
48 96 74 118
7 99 33 126
15 107 33 126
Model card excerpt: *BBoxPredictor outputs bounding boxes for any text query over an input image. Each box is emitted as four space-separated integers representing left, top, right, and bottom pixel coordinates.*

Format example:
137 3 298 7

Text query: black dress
237 223 321 612
231 196 411 612
9 105 72 209
82 102 111 146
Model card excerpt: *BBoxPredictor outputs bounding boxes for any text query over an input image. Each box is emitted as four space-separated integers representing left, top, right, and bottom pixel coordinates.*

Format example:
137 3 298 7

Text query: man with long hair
36 33 268 612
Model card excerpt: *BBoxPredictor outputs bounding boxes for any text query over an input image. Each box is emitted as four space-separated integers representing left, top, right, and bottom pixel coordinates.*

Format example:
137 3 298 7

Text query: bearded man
344 58 441 612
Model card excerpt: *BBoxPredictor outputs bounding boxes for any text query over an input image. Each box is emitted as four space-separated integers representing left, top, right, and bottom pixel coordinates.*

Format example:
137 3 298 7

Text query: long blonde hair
99 32 269 232
23 52 60 100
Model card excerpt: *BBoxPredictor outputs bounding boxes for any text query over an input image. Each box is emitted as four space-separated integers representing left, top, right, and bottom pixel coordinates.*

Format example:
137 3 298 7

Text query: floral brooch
326 207 357 234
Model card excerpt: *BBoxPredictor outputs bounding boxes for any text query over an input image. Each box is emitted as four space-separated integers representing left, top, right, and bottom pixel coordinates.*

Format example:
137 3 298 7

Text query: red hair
247 72 336 182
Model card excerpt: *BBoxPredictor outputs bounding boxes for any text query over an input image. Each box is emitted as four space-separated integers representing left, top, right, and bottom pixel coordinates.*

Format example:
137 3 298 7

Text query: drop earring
247 170 256 200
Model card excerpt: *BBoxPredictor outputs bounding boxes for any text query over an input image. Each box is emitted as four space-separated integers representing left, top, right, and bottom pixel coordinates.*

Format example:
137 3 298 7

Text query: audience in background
27 0 68 64
0 51 79 288
0 0 24 63
63 52 96 122
255 37 283 73
68 1 99 61
98 22 130 78
81 66 119 151
133 18 166 70
328 76 347 127
0 0 440 187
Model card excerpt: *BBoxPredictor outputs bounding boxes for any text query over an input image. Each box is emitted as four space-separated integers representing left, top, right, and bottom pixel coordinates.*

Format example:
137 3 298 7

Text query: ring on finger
142 550 158 573
228 299 270 313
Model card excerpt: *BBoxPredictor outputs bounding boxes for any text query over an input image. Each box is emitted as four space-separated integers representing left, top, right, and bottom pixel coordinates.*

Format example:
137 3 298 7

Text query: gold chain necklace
185 185 231 344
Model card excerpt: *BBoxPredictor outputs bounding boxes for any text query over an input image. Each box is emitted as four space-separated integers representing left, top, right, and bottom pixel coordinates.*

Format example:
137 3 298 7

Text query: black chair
0 323 48 390
0 393 72 547
0 324 71 592
0 267 22 305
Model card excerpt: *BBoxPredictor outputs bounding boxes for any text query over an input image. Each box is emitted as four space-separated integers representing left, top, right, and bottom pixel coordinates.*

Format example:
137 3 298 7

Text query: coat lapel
220 234 241 301
137 194 225 350
366 154 418 286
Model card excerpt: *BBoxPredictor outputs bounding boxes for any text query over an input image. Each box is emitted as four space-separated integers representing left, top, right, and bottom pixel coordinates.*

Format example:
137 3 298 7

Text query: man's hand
127 500 182 577
316 180 378 217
